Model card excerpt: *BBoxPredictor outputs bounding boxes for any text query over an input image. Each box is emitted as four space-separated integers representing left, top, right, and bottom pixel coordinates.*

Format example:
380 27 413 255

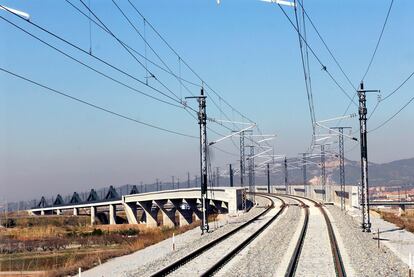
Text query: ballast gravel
327 205 409 277
126 195 271 277
217 197 301 277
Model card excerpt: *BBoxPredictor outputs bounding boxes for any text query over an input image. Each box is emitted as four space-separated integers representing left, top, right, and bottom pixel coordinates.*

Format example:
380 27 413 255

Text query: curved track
150 194 285 277
284 194 346 277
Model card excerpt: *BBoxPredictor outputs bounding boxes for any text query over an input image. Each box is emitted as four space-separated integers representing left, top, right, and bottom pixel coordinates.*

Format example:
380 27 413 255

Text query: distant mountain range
251 157 414 186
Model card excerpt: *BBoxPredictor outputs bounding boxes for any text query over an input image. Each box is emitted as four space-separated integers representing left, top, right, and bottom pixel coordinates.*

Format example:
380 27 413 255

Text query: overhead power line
110 0 196 99
293 0 316 135
0 15 182 109
294 0 356 91
276 3 357 106
0 7 194 112
361 0 395 81
65 0 202 88
369 94 414 133
0 67 198 139
368 70 413 120
72 0 246 141
76 0 183 104
382 71 414 101
125 0 256 124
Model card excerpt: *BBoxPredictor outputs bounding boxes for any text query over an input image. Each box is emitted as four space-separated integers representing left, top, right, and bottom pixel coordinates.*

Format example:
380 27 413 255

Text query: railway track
283 194 346 277
150 194 286 277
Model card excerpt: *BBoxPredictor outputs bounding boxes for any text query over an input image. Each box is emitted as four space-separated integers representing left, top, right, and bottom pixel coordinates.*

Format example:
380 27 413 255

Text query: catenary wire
295 0 356 91
125 0 256 124
0 67 198 139
369 70 413 119
76 0 184 104
0 15 183 109
369 94 414 133
277 3 357 106
361 0 395 81
64 0 202 89
0 6 194 111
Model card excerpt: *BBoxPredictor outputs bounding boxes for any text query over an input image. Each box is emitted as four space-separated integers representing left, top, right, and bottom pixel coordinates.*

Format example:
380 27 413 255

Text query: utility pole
177 177 180 189
331 127 351 211
358 81 378 232
284 157 288 194
186 88 209 234
229 164 234 187
216 167 220 187
187 172 190 188
321 144 326 202
267 163 270 193
339 129 345 210
302 153 307 197
248 145 255 203
156 178 159 191
172 176 175 190
240 131 245 186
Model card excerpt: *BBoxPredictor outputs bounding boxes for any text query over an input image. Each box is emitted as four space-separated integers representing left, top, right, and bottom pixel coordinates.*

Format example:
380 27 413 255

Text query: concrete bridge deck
28 187 245 227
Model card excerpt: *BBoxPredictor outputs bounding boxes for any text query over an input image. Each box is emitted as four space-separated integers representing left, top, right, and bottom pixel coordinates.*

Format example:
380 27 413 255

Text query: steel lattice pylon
358 81 378 232
248 145 255 204
284 157 288 194
303 153 307 197
240 131 245 186
321 144 326 202
338 128 346 211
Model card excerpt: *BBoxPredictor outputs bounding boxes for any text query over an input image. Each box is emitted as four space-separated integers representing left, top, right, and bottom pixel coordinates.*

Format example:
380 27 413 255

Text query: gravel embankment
168 197 283 276
295 198 336 276
126 195 272 277
327 205 409 277
217 197 301 277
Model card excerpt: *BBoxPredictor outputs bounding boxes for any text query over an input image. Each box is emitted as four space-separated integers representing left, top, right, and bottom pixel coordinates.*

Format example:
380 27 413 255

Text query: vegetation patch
378 208 414 233
0 214 200 276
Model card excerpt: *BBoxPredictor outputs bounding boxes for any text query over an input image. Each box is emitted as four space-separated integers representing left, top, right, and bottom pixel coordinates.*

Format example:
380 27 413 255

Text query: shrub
91 228 103 236
117 228 139 237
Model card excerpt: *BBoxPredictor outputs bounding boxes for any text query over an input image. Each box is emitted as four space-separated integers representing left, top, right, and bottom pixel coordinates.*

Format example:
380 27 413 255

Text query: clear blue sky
1 0 413 201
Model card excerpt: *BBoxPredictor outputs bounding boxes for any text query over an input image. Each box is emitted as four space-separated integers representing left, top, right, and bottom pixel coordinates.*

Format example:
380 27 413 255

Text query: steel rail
286 194 346 277
201 194 287 276
282 195 310 277
150 194 277 277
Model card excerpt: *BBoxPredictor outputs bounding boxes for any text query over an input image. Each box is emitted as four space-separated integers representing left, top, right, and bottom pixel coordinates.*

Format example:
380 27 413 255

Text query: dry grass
3 226 66 240
379 209 414 233
46 221 200 277
1 219 201 277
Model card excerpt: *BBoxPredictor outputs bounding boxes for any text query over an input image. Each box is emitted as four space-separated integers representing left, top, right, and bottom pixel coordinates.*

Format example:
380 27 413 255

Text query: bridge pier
212 200 227 214
171 199 192 227
73 207 78 216
109 204 117 225
186 199 202 222
139 201 158 228
123 202 138 224
40 210 45 216
91 206 96 225
155 200 176 228
56 209 62 215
